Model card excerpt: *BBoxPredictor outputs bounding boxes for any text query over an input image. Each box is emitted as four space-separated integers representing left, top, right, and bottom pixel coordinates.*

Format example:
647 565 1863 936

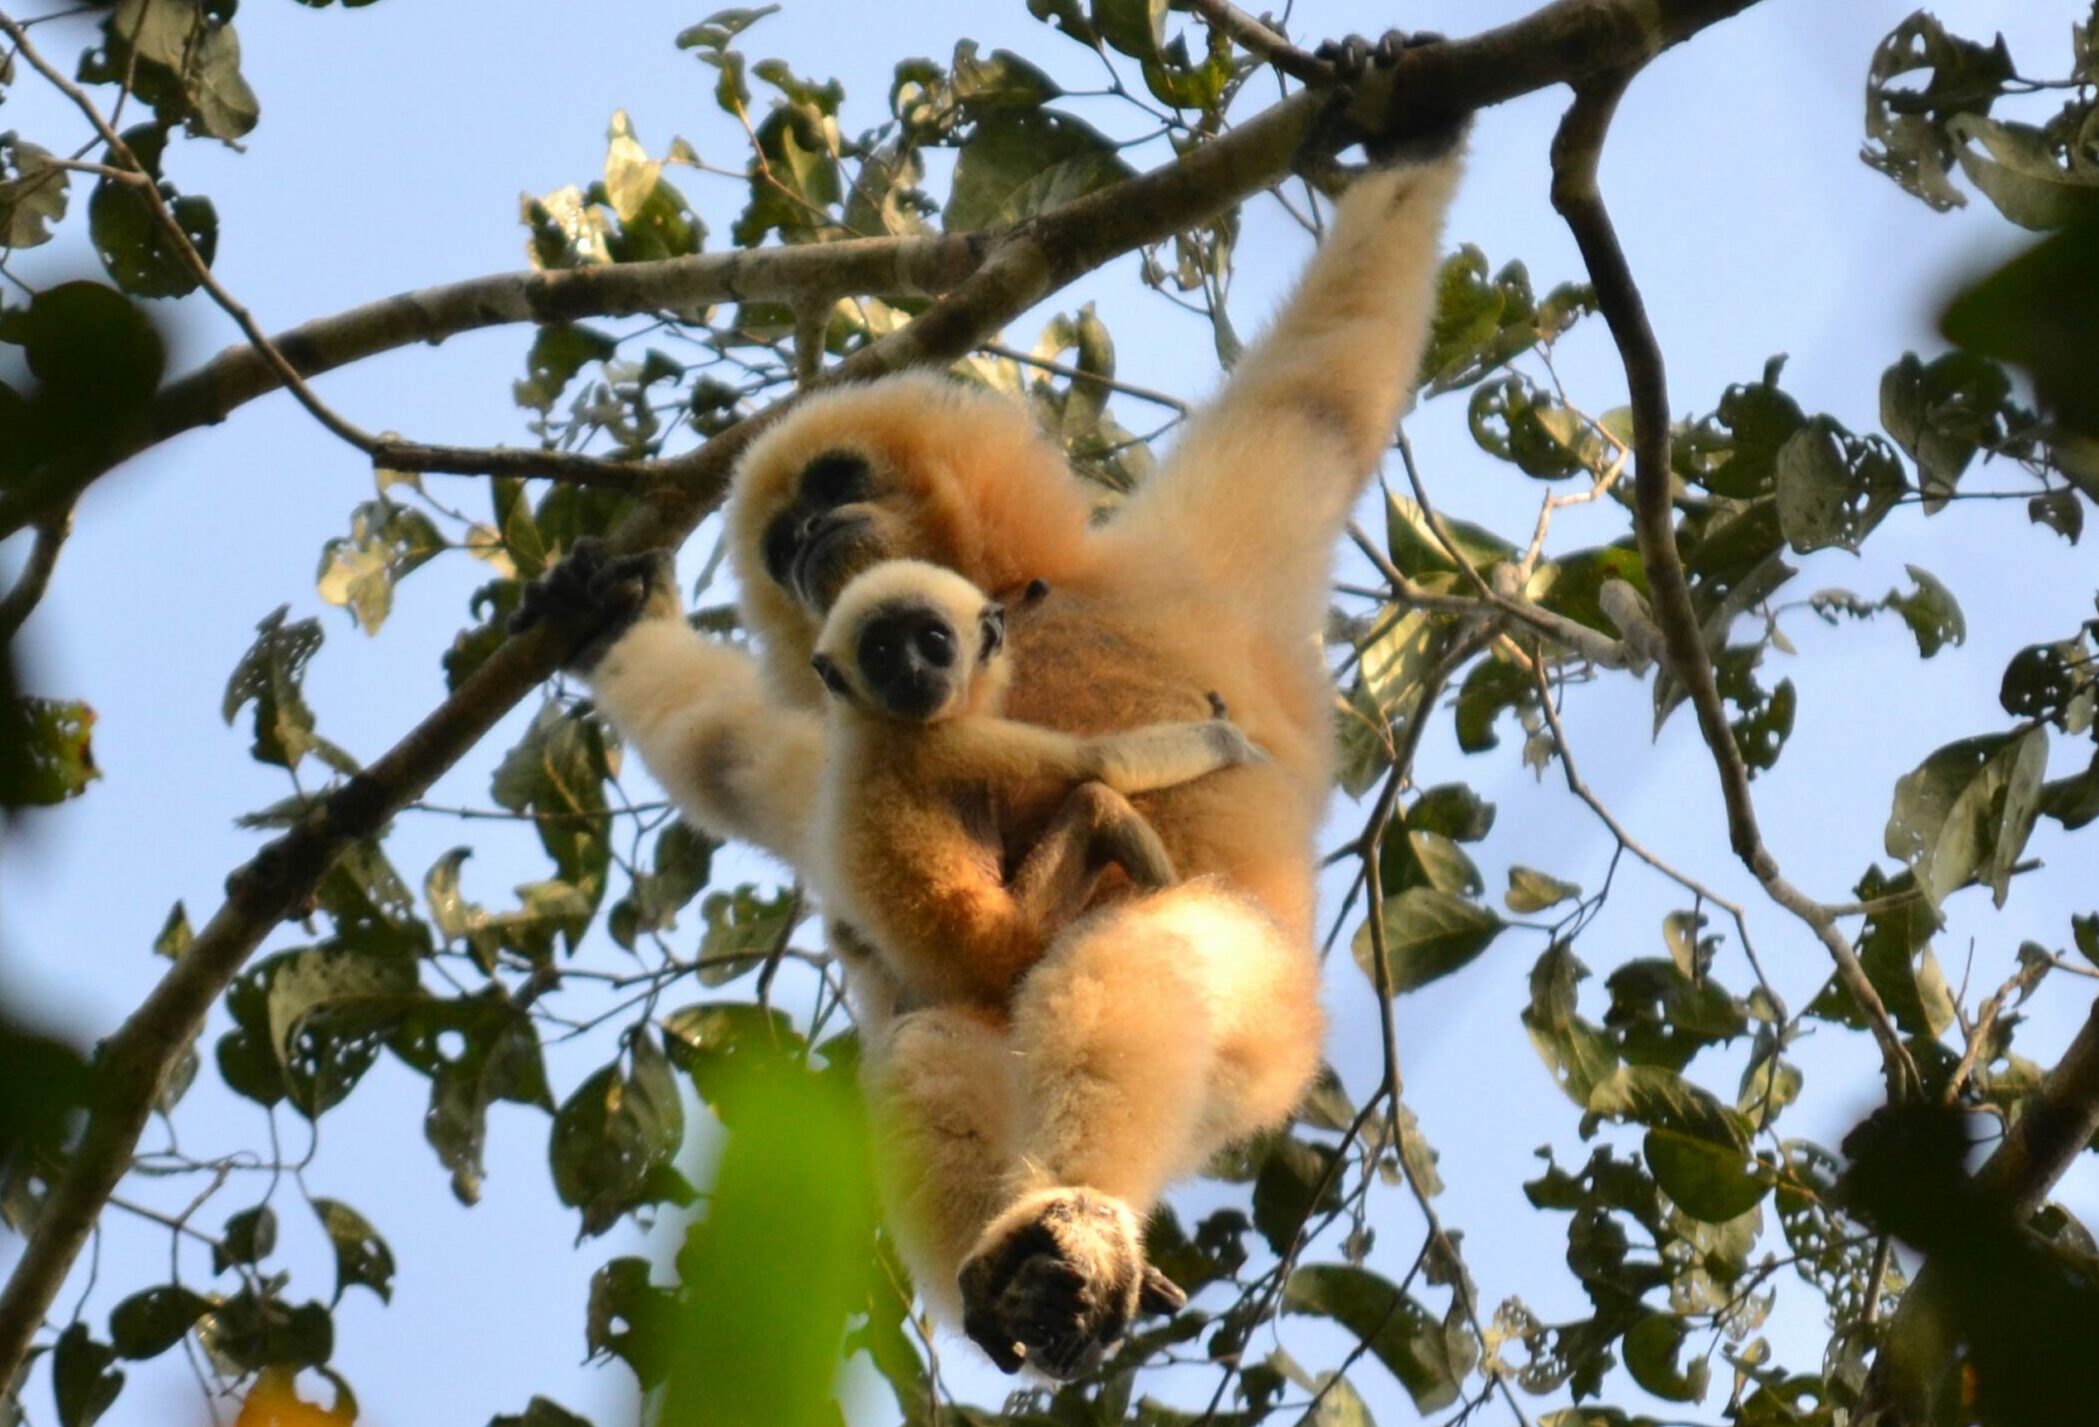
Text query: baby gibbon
808 559 1261 1009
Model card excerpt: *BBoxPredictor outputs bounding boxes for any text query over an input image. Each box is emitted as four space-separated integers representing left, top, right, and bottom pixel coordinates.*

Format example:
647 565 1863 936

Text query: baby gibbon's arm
945 716 1262 797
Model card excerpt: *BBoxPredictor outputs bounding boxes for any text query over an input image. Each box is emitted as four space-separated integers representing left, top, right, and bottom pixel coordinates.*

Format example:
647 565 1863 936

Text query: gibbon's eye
761 513 799 585
800 450 872 508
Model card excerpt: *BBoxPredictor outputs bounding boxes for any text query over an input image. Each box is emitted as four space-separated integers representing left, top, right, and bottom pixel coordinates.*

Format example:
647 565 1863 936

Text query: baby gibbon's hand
509 537 678 674
1203 718 1269 768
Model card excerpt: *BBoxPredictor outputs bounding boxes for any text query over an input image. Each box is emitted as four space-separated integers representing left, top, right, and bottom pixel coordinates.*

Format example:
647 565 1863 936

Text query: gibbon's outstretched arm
1103 127 1464 638
510 540 821 866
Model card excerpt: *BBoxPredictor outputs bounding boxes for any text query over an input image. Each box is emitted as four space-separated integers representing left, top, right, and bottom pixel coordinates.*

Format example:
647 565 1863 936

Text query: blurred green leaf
551 1033 685 1238
945 109 1132 232
1283 1265 1461 1413
1354 888 1504 996
0 134 67 248
1885 726 2049 909
311 1198 394 1304
108 1286 209 1360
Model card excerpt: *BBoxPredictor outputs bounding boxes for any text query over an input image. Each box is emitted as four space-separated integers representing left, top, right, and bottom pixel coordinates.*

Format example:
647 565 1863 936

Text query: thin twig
0 10 380 457
979 343 1190 413
1546 71 1917 1100
0 503 71 639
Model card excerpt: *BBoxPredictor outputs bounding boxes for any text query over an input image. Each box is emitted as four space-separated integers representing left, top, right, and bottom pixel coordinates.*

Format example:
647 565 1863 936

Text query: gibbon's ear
977 603 1005 663
810 652 855 703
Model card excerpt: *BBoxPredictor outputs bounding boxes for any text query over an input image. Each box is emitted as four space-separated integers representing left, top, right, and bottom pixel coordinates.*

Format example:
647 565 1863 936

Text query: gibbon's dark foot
958 1187 1160 1380
508 537 676 674
1300 30 1469 170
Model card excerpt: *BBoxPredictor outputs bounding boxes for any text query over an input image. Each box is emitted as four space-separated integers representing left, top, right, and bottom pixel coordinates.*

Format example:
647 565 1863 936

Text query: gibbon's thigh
860 1003 1021 1326
1006 879 1322 1208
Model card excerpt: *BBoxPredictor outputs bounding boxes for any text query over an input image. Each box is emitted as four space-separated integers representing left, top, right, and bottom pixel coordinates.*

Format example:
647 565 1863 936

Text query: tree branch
0 504 71 641
0 0 1764 541
1546 75 1919 1101
1864 994 2099 1423
0 0 1773 1391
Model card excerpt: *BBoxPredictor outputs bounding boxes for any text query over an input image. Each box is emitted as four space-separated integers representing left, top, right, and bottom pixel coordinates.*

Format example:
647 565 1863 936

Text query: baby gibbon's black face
759 450 892 612
815 594 1005 722
853 599 963 721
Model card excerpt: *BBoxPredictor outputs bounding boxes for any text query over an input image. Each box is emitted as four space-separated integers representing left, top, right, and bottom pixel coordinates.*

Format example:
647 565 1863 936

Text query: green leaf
0 134 68 248
213 1205 276 1274
515 324 618 413
1506 867 1579 915
108 1286 210 1360
696 884 801 986
0 696 99 807
153 902 192 961
1089 0 1165 59
1283 1265 1461 1413
1863 13 2013 211
1354 888 1504 996
88 134 219 298
1384 491 1515 581
1886 565 1965 658
1522 944 1620 1106
1879 350 2013 505
52 1323 123 1427
221 606 353 774
2074 913 2099 969
490 1399 596 1427
311 1198 394 1305
1251 1134 1341 1256
391 989 553 1205
1453 656 1534 754
1773 417 1906 553
1623 1312 1709 1403
1588 1067 1765 1224
675 6 778 51
197 1289 333 1375
316 500 445 635
1949 114 2099 231
491 702 612 949
1885 726 2050 909
945 109 1133 233
2029 489 2084 544
1941 215 2099 442
549 1033 685 1238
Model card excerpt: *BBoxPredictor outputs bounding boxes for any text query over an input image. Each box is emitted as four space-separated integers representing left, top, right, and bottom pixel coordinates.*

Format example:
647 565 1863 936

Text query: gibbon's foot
1301 31 1468 169
508 537 677 673
958 1187 1181 1380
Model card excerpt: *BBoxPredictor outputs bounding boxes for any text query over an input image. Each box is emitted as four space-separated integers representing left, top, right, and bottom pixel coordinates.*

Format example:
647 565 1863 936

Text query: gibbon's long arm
588 617 824 867
1102 153 1462 635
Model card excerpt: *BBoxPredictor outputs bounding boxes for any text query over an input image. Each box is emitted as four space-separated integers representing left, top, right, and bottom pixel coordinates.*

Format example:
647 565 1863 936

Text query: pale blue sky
2 1 2091 1424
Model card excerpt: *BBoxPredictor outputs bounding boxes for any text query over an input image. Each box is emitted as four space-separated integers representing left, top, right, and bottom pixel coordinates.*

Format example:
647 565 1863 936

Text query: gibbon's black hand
509 537 676 674
1300 31 1470 170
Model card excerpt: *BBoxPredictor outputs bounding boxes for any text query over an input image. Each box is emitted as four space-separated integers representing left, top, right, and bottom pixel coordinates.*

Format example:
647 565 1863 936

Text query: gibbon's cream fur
808 558 1262 1010
566 130 1464 1375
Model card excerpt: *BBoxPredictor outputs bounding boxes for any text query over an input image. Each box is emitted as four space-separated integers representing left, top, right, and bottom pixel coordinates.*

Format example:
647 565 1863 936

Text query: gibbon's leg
1099 145 1465 638
512 539 826 866
958 882 1323 1378
1006 782 1176 934
860 1004 1022 1329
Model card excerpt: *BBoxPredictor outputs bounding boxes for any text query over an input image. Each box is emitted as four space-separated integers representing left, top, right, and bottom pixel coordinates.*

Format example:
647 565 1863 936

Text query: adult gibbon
807 558 1261 1010
517 37 1467 1380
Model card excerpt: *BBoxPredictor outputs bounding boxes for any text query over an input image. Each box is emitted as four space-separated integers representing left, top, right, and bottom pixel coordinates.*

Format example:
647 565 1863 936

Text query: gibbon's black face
759 450 891 613
819 596 1005 722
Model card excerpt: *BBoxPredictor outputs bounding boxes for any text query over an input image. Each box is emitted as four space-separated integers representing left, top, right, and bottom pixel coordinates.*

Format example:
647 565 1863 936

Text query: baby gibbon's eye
800 450 873 508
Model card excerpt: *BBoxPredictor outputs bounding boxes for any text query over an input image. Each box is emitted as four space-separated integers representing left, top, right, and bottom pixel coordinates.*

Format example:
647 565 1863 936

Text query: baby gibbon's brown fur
809 559 1262 1009
567 137 1464 1375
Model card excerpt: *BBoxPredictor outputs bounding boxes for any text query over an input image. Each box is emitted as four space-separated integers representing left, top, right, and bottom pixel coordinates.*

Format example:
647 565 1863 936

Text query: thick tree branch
1546 79 1920 1099
0 0 1771 1391
1864 995 2099 1424
0 0 1762 541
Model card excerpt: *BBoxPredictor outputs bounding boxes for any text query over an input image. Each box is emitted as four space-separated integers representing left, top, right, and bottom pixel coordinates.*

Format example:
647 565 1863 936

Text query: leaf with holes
550 1034 686 1238
311 1198 394 1304
1886 725 2049 909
